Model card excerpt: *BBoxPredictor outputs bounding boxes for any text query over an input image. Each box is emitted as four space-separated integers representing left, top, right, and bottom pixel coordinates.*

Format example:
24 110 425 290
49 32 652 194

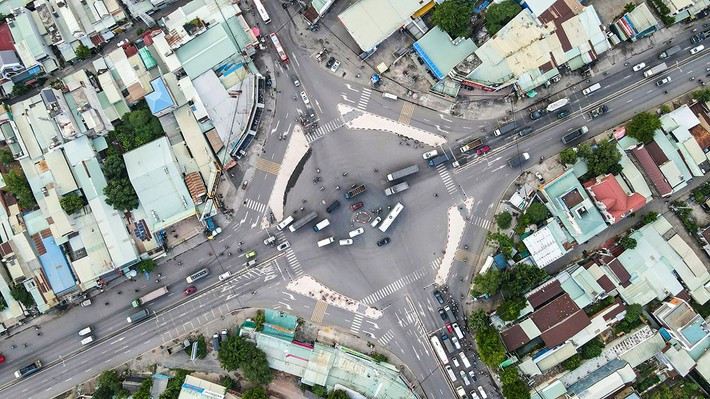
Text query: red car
445 322 453 333
0 354 4 364
183 286 197 296
476 146 491 155
351 201 363 211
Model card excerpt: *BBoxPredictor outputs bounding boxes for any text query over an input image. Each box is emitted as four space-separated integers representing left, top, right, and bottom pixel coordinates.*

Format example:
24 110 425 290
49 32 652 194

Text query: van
317 237 334 247
325 200 341 213
456 386 467 398
452 322 464 339
79 327 93 337
339 239 353 246
186 268 209 283
452 336 461 349
277 216 294 230
459 352 472 369
370 216 382 228
313 219 330 232
212 333 220 352
81 335 95 345
445 365 457 381
582 83 601 95
477 386 488 399
244 259 257 267
218 271 232 281
382 92 398 100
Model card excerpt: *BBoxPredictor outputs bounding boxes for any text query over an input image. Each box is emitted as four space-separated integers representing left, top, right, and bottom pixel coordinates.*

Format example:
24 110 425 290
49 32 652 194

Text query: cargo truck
508 152 530 168
288 211 318 232
427 154 450 167
132 286 169 307
493 121 517 136
385 182 409 196
562 126 588 144
14 360 42 378
386 165 419 181
458 138 483 153
127 309 150 323
442 335 455 353
444 305 457 322
643 62 667 77
659 45 681 59
345 184 367 199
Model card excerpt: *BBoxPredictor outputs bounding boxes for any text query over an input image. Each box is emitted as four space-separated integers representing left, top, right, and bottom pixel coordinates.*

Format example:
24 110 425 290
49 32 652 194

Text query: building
413 26 477 81
583 174 647 225
565 358 637 399
654 297 710 353
523 222 571 268
610 2 661 42
661 105 710 174
177 375 226 399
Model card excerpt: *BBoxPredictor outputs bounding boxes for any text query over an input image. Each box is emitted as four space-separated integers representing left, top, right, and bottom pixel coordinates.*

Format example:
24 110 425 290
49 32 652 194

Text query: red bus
269 33 288 63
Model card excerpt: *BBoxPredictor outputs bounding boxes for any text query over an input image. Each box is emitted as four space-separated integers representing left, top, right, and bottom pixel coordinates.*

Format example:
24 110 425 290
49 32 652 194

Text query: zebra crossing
350 313 364 334
430 258 442 271
305 118 345 142
469 215 492 230
311 300 328 323
276 231 304 277
357 88 371 110
255 157 281 175
361 267 429 304
436 163 459 197
399 102 415 125
243 198 267 213
378 330 395 347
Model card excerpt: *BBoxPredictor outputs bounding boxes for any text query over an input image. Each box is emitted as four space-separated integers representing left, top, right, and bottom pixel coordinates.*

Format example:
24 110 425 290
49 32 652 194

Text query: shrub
562 354 582 370
60 193 84 214
560 148 578 165
619 236 637 250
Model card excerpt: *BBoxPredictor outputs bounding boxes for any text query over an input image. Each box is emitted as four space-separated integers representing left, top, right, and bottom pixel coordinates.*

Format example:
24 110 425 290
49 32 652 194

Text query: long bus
253 0 271 24
269 33 288 63
379 202 403 232
429 335 449 365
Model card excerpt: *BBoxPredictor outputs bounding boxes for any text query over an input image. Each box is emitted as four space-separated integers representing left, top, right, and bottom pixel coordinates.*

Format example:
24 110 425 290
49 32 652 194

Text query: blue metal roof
38 235 76 295
145 77 175 115
412 42 444 80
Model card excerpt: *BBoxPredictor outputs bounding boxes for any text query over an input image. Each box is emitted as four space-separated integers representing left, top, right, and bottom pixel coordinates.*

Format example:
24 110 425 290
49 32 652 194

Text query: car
325 57 335 68
589 104 609 118
460 370 470 386
349 227 365 237
439 308 447 320
263 236 276 246
632 62 646 72
422 150 439 159
452 357 460 368
656 76 672 86
221 329 228 341
529 109 548 120
244 259 257 268
518 126 534 137
350 201 363 211
690 45 705 55
370 216 382 228
300 91 310 104
535 172 544 182
218 271 232 281
276 242 290 251
557 109 571 119
476 146 491 155
468 370 476 380
80 299 92 307
264 74 272 88
441 333 449 340
470 392 480 399
339 238 353 246
691 33 705 44
445 322 453 333
330 60 341 73
433 290 445 304
292 75 300 86
183 286 196 296
0 354 4 364
376 237 390 246
245 250 257 259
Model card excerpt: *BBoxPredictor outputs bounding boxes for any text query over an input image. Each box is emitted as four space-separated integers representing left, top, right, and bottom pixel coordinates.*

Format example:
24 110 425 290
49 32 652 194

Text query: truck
659 45 681 59
345 184 367 199
452 157 470 168
427 153 450 167
385 182 409 196
288 211 318 232
459 138 483 153
444 305 457 322
14 360 42 378
127 309 150 323
643 62 667 77
508 152 530 168
546 98 569 112
493 121 517 136
386 165 419 181
166 339 191 355
442 335 455 353
562 126 588 144
132 286 169 307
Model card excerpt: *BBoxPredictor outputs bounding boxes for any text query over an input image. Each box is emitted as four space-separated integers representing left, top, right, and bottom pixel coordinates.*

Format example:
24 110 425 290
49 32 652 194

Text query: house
6 8 59 73
583 174 647 225
177 375 226 399
653 297 710 355
661 105 709 174
302 0 337 25
565 358 637 399
523 222 571 268
610 2 661 42
413 26 477 81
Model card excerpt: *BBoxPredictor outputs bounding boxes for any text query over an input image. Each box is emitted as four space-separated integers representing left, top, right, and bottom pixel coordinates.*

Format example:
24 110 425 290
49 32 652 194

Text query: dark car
476 146 491 156
351 201 363 211
326 200 341 213
183 286 197 296
557 109 571 119
376 237 391 246
529 109 548 120
325 57 335 68
433 290 445 304
264 74 272 88
438 308 447 320
518 126 534 137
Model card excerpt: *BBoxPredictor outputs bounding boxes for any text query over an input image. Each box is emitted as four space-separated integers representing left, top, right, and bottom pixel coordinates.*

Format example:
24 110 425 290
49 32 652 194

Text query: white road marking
340 94 355 104
315 99 323 113
292 53 300 67
344 84 359 93
440 114 452 122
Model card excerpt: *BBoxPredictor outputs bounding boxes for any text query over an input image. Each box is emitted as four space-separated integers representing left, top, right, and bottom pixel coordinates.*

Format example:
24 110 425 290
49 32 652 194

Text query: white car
632 62 646 72
300 91 310 105
218 271 232 281
339 239 353 246
452 357 460 368
422 150 439 159
330 60 341 73
656 76 672 86
370 216 382 228
690 45 704 55
276 242 290 251
349 227 364 238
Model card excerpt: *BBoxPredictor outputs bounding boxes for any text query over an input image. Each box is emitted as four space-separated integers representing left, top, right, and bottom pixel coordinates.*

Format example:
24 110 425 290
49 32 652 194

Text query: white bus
378 202 404 232
253 0 271 24
430 335 449 365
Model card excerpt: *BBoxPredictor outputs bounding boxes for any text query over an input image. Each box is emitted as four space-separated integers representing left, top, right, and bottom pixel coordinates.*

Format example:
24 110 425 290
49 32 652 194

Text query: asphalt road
1 3 709 398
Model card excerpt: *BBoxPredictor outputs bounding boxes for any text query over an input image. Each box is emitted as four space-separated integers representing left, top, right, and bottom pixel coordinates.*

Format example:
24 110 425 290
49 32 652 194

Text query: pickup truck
659 45 681 59
493 121 517 136
458 138 483 153
589 104 609 119
345 184 366 199
508 152 530 168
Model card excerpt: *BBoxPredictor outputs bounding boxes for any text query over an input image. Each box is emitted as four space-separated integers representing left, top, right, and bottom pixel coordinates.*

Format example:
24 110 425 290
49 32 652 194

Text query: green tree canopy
92 385 115 399
583 140 622 177
311 385 328 397
503 263 548 298
487 231 514 258
10 283 35 308
160 369 189 399
498 296 527 321
96 370 128 398
692 89 710 103
328 390 348 399
0 294 7 311
473 267 502 296
562 354 582 370
476 326 506 367
525 202 549 224
642 211 659 225
112 109 164 152
502 379 531 399
496 211 512 229
218 336 273 385
627 112 661 144
371 353 388 363
431 0 471 38
619 236 637 250
254 309 265 331
102 153 127 180
60 193 85 214
3 170 37 210
624 304 642 323
75 44 91 60
485 0 522 35
580 338 604 359
0 147 14 164
500 367 520 385
560 148 578 165
468 309 488 332
242 386 268 399
132 378 153 399
135 259 157 274
103 177 139 211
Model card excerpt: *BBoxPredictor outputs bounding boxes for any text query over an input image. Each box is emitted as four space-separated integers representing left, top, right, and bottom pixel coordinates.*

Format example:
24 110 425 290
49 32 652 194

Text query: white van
313 219 330 232
452 336 461 349
582 83 601 95
277 216 294 230
459 352 472 369
478 386 488 399
445 365 457 382
370 216 382 228
453 322 464 339
349 228 364 238
382 92 398 100
79 327 93 337
317 237 334 247
456 386 467 398
81 335 95 345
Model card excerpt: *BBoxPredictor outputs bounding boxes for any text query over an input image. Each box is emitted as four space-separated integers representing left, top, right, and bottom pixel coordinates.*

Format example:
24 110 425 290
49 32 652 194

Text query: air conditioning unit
7 137 15 144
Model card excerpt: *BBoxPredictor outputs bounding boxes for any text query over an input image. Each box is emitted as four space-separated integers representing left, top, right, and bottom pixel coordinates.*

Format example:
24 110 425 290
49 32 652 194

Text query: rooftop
583 174 647 224
145 77 176 115
177 375 225 399
631 144 673 197
413 26 477 80
175 23 238 79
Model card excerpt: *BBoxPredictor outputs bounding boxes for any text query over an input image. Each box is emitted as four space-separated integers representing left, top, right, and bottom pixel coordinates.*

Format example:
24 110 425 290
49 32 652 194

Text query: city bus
269 33 289 63
429 335 449 365
253 0 271 24
378 202 404 233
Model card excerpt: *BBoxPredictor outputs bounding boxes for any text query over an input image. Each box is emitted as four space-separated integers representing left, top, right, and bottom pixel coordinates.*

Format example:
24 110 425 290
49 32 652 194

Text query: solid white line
292 53 300 67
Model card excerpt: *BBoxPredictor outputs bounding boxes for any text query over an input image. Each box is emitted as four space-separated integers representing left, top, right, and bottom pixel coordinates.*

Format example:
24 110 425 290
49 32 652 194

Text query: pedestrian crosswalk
469 215 492 230
305 118 345 142
350 313 364 334
430 258 442 271
378 329 394 347
357 88 371 110
276 231 303 277
311 300 328 323
255 157 281 175
436 163 458 197
399 101 415 125
362 267 429 304
243 198 267 213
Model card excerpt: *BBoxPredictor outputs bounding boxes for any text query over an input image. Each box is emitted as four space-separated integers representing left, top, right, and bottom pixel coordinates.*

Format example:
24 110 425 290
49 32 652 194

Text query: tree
112 109 164 152
660 105 671 114
485 0 522 35
577 142 593 159
220 376 236 391
371 353 388 363
560 148 578 165
328 390 348 399
160 369 189 399
468 309 488 332
0 294 7 311
496 211 512 229
218 336 273 384
3 170 37 210
619 236 637 250
219 335 247 371
60 193 84 214
0 147 14 164
431 0 471 38
103 177 139 211
562 354 582 370
311 385 328 398
503 263 548 298
476 326 506 367
133 378 153 399
11 84 29 97
75 44 91 60
525 202 548 224
135 259 157 274
583 140 622 177
623 3 636 13
580 338 604 359
102 153 127 180
92 385 115 399
472 268 502 296
502 379 531 399
487 232 514 258
254 309 265 331
627 112 661 144
185 335 207 359
96 370 128 398
692 89 710 103
10 283 35 308
498 296 527 321
642 212 659 225
624 304 642 324
242 386 268 399
242 350 274 384
500 367 520 385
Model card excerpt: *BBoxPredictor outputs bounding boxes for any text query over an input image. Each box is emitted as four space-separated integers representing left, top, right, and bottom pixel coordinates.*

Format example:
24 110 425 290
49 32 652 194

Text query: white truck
643 62 668 78
385 182 409 196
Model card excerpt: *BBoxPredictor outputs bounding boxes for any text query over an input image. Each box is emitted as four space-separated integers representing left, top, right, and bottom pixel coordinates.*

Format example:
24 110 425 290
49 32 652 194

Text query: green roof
413 26 477 79
138 47 157 69
176 24 237 79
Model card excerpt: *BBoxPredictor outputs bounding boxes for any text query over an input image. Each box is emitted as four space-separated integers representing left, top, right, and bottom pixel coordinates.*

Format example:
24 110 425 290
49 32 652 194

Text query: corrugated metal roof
175 24 237 79
338 0 425 52
631 145 673 196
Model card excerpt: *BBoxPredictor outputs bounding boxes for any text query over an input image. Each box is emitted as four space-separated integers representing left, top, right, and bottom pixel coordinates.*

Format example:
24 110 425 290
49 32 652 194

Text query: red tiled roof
501 324 531 352
631 145 673 197
124 44 139 57
597 275 616 293
530 293 581 331
608 258 631 285
526 279 563 309
602 297 626 322
0 23 15 52
645 141 669 165
689 124 710 150
539 309 591 348
584 174 646 223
